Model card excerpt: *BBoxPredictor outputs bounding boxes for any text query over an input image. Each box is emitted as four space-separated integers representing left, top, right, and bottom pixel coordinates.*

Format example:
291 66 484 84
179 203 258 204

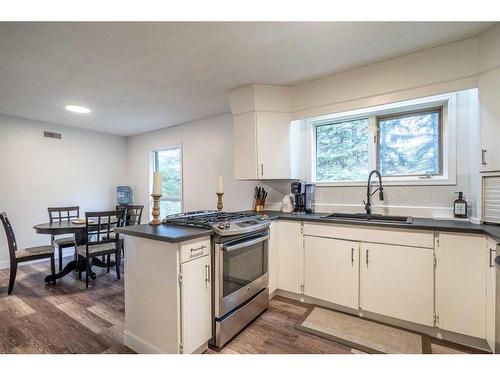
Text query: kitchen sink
321 212 413 224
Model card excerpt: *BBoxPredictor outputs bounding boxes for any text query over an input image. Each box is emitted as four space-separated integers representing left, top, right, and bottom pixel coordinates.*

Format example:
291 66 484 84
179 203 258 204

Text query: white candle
216 175 223 194
153 172 162 196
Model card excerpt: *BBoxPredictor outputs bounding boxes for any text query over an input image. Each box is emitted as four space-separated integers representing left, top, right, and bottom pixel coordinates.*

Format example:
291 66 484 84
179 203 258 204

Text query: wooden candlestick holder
150 194 162 225
216 193 224 211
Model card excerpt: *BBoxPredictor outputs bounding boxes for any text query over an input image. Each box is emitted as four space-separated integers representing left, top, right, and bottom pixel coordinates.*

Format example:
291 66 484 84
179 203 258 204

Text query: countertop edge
262 211 500 242
115 226 214 243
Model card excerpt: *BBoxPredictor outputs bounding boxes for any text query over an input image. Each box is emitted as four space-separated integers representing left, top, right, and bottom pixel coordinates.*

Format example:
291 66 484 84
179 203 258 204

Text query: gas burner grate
162 211 259 228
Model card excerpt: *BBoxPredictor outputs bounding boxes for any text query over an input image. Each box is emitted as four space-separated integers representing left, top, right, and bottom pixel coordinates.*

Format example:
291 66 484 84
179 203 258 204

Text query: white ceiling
0 22 495 136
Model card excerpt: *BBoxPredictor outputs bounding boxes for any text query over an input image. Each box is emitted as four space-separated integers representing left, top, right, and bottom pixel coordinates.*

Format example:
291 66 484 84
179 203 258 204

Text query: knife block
254 198 265 212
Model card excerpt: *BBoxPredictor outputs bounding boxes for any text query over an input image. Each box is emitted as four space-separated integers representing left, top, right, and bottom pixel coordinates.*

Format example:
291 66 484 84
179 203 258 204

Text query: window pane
154 147 181 198
160 200 181 217
378 110 441 176
315 119 369 181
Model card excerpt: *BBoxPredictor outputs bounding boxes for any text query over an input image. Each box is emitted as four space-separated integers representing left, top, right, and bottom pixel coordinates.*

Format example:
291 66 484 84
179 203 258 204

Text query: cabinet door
233 112 258 179
268 221 278 294
360 242 434 326
480 68 500 172
277 220 303 294
180 255 212 353
304 236 359 309
436 233 487 338
486 237 497 351
256 112 292 179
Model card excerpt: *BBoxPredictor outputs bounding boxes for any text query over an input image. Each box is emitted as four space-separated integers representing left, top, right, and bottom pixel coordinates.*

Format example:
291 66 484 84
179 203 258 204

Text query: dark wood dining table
33 221 115 283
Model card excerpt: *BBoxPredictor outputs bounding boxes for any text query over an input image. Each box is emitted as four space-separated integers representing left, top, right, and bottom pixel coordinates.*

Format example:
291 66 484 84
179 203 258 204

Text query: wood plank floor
0 257 133 353
0 258 483 354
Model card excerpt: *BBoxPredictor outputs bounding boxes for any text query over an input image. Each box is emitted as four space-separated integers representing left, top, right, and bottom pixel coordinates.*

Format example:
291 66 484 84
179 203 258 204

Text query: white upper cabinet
256 112 294 179
435 233 487 338
232 111 294 180
229 84 297 180
479 68 500 172
233 112 258 180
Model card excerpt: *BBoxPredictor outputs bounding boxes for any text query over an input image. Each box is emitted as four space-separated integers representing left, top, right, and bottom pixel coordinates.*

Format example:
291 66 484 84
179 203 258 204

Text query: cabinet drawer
180 237 211 263
303 222 434 249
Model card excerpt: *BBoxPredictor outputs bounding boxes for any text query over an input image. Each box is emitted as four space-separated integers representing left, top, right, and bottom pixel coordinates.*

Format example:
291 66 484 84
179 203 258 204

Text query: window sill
312 176 456 187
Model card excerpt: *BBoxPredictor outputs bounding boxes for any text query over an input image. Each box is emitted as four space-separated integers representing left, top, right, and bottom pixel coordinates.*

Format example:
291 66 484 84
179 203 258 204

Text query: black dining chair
116 204 144 227
116 204 143 258
48 206 79 271
76 210 123 288
0 212 55 295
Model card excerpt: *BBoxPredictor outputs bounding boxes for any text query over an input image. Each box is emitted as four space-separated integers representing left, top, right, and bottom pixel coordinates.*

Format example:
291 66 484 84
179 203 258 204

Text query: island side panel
124 235 181 353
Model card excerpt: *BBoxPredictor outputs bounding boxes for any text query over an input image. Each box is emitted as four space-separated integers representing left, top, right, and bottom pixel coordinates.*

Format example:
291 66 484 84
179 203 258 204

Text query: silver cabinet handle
190 245 206 254
261 163 264 177
366 249 369 267
490 248 496 268
205 264 210 283
482 149 487 166
351 248 354 266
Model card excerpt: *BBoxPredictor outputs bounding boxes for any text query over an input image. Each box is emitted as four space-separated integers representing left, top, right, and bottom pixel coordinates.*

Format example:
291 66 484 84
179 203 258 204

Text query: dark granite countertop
258 210 500 242
115 224 214 243
115 210 500 244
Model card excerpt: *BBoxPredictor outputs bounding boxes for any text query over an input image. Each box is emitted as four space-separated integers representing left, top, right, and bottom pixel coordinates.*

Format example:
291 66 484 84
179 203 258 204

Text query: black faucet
363 170 384 215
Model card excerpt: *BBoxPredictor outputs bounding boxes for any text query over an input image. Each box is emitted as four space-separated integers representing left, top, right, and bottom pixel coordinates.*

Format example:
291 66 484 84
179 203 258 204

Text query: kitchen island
116 223 213 354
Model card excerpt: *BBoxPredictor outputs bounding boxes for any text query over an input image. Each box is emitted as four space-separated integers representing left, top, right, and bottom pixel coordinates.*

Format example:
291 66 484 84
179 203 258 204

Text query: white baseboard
0 248 75 270
123 330 165 354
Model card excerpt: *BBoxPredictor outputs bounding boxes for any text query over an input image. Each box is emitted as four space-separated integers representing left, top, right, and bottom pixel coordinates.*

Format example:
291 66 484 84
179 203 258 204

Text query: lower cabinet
277 220 303 294
486 237 497 351
268 221 278 294
180 254 212 354
360 242 434 326
304 236 359 309
435 233 487 338
274 220 492 342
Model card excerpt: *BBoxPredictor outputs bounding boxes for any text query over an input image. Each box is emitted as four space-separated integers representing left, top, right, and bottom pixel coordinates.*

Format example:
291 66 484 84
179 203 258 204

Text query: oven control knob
218 223 225 229
224 221 230 229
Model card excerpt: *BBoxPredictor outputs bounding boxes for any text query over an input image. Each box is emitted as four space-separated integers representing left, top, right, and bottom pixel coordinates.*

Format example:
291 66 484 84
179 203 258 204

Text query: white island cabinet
123 234 212 354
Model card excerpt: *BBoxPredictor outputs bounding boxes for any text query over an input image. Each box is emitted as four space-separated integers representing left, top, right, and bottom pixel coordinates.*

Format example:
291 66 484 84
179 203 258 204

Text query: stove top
162 210 270 236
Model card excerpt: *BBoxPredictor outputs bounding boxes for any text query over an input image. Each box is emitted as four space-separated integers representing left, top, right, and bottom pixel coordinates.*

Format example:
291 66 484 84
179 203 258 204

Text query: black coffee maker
291 182 316 214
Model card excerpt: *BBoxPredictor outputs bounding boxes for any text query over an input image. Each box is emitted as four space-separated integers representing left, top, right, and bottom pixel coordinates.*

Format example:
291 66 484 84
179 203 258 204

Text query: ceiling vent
44 131 62 139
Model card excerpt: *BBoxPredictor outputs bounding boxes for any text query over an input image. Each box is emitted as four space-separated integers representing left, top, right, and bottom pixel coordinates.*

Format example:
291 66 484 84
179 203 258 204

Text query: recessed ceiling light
65 105 91 114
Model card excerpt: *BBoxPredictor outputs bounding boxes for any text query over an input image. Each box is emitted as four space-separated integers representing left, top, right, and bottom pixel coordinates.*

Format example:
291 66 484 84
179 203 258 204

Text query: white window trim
148 143 184 219
308 93 458 187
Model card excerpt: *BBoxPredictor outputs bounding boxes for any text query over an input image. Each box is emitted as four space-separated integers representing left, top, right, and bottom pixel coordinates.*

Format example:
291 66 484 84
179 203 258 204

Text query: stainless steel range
163 211 270 347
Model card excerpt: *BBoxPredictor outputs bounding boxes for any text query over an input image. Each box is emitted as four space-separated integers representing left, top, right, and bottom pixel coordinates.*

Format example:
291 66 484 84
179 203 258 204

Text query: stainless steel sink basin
321 212 413 224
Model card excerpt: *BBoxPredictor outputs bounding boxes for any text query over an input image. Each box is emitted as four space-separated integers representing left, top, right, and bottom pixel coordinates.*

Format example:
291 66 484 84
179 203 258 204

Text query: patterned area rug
296 306 431 354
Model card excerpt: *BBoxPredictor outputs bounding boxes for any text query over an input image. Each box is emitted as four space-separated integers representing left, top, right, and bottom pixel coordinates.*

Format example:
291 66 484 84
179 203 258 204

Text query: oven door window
223 238 268 297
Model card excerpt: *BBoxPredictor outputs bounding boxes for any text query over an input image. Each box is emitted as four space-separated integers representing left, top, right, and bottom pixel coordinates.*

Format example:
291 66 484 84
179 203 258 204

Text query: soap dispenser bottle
453 192 468 218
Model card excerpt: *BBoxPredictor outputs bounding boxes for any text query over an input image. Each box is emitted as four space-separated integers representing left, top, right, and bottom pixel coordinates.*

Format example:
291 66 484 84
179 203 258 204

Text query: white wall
290 36 479 120
127 114 255 217
0 115 128 267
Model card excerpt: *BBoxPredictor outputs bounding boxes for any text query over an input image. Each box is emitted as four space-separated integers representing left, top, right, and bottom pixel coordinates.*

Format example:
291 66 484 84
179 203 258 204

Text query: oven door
215 231 269 318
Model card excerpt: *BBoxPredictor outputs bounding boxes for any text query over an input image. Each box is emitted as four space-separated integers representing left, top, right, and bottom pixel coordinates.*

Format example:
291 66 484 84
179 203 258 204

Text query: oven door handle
223 235 269 252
